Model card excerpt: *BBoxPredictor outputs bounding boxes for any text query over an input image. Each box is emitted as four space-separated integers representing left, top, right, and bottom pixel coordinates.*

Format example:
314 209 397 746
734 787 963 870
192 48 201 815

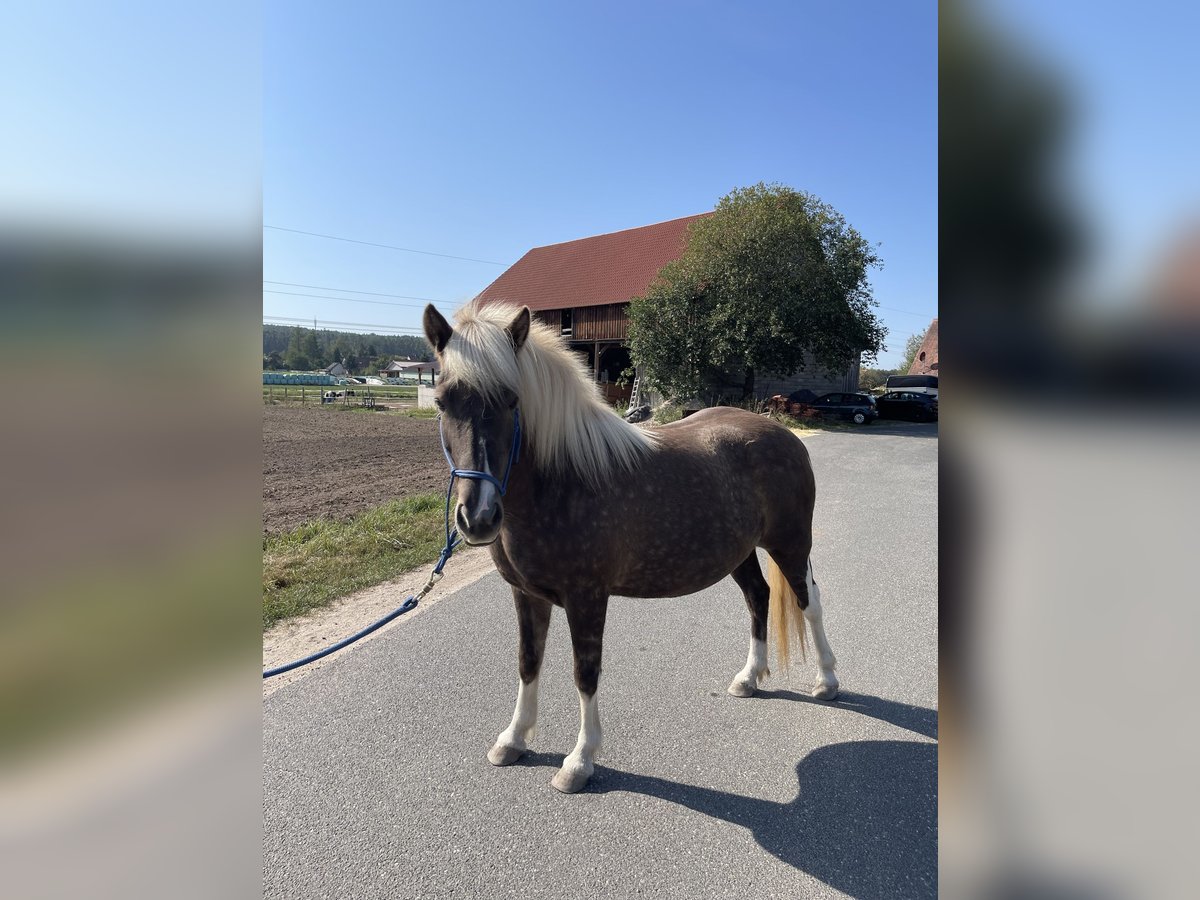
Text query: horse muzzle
455 498 504 545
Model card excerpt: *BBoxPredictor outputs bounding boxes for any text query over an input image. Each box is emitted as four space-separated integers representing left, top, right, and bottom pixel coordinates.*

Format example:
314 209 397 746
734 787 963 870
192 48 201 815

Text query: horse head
423 303 529 545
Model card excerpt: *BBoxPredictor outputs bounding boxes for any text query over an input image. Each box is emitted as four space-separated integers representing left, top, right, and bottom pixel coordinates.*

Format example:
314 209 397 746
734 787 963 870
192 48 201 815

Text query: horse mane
443 301 657 488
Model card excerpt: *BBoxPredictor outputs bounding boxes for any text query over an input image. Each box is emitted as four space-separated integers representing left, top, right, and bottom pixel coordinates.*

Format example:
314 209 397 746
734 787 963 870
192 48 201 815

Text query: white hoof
812 677 839 701
727 677 757 698
487 741 526 766
550 761 593 793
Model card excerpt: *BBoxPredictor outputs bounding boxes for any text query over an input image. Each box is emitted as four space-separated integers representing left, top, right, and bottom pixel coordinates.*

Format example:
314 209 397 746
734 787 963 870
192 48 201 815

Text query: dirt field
263 406 445 534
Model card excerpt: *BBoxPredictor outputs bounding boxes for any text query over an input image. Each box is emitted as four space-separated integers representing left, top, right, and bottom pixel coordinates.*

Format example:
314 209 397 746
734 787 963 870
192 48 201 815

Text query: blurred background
941 0 1199 897
2 1 1198 897
0 2 262 898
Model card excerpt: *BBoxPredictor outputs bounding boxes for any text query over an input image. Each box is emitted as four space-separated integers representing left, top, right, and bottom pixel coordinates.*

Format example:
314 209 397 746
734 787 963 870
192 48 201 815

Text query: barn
476 214 861 404
908 318 939 376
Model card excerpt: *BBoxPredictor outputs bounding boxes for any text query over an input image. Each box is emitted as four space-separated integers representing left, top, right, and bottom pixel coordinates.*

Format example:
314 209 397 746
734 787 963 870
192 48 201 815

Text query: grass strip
263 493 447 630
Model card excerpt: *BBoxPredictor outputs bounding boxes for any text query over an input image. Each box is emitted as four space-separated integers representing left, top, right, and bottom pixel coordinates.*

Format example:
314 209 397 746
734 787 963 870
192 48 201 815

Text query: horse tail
766 554 808 670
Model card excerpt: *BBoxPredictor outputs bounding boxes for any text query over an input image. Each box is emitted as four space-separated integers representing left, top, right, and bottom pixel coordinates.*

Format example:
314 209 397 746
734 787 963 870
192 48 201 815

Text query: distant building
475 214 860 402
380 359 439 384
908 318 939 376
324 362 347 377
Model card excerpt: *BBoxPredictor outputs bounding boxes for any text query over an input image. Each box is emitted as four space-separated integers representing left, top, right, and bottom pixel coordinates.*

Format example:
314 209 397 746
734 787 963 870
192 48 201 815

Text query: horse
422 301 839 793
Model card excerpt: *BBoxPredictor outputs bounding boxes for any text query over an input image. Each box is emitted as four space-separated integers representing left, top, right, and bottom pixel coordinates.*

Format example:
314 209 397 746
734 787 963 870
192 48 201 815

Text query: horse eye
434 398 445 410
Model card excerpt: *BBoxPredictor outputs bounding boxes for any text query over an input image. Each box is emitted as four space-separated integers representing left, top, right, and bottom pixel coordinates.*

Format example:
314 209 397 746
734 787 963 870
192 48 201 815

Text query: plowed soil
263 407 444 534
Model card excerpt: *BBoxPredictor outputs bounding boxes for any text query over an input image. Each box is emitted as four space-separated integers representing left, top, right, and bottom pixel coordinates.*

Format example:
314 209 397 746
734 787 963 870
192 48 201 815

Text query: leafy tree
859 366 900 391
301 330 321 368
264 351 283 370
285 327 309 370
901 333 924 374
627 183 885 402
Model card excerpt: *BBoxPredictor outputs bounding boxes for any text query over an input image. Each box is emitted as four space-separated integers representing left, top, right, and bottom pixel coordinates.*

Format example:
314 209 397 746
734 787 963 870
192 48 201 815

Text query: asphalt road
264 421 938 900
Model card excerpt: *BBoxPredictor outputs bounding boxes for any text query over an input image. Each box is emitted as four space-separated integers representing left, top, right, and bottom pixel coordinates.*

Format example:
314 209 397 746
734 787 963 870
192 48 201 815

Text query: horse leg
797 559 839 698
488 589 552 766
550 595 608 794
728 552 770 697
770 551 839 699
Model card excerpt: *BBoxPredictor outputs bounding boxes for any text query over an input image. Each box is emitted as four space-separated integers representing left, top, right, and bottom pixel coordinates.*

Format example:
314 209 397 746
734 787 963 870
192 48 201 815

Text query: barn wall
573 303 629 341
706 352 861 401
755 354 861 398
534 309 562 331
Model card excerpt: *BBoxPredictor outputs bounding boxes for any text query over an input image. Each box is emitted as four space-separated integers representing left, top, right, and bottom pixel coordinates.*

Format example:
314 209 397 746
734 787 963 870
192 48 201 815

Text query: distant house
475 214 861 402
908 319 939 376
324 362 347 377
380 359 439 384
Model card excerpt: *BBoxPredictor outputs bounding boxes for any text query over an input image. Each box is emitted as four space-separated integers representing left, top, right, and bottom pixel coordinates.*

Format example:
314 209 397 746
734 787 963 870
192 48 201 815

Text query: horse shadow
518 694 938 899
755 688 939 740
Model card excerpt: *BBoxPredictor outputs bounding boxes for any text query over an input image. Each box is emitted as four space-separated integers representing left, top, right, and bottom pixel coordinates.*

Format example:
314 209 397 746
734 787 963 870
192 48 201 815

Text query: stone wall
704 352 861 401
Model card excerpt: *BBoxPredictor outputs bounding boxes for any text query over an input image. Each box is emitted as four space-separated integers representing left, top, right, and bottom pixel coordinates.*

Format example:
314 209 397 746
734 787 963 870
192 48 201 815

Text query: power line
264 280 445 301
878 305 936 318
263 289 449 311
264 315 424 334
264 225 509 266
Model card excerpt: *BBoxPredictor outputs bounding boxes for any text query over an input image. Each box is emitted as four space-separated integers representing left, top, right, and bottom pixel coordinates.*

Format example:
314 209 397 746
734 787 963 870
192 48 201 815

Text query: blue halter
438 407 522 553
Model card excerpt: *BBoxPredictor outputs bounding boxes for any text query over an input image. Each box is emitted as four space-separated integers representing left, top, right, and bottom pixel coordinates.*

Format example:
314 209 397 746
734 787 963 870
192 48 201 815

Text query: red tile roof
475 213 710 312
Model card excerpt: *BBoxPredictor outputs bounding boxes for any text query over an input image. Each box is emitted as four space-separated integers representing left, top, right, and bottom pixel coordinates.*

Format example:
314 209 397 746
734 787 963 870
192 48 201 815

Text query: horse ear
423 304 453 353
507 306 531 353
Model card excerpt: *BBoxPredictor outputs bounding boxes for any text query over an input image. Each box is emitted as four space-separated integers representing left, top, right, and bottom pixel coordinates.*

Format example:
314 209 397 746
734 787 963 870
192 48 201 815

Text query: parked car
808 392 878 425
875 390 939 421
884 374 938 396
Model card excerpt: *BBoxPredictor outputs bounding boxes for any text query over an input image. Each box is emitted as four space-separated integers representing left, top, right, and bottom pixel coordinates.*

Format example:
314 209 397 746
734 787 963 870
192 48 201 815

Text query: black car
875 390 938 422
809 392 878 425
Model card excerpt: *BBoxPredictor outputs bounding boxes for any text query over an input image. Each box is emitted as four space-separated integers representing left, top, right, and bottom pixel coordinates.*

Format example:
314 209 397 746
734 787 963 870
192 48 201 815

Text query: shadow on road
513 696 938 897
755 689 939 740
592 740 937 898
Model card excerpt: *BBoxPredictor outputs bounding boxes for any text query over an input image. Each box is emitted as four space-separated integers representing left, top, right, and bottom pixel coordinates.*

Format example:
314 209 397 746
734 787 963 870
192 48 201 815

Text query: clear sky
980 0 1200 305
265 0 938 367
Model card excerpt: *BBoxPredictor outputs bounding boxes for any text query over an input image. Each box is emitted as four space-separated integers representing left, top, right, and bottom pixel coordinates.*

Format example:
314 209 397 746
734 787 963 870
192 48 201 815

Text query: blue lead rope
263 409 521 680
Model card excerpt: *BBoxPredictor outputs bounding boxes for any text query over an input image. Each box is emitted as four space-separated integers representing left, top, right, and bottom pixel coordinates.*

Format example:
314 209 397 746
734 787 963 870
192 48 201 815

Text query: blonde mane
441 301 657 487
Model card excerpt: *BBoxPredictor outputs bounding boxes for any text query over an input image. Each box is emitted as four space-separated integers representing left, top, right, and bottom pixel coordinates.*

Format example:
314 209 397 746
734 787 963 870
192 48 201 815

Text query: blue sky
265 1 938 367
982 0 1200 304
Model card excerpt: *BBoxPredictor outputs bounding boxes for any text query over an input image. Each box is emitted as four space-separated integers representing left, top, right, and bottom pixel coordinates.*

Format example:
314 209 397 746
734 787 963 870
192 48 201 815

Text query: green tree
301 330 321 369
901 333 924 374
627 183 885 402
859 366 899 391
285 328 309 371
264 351 283 370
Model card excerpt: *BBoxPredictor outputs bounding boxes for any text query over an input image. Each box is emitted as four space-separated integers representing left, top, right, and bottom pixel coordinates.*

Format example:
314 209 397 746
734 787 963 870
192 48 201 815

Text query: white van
884 374 939 396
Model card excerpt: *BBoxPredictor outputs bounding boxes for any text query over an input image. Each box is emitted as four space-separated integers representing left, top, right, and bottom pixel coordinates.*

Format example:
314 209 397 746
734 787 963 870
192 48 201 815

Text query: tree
901 333 924 374
285 327 310 371
859 366 899 391
301 330 321 369
264 351 283 370
627 183 885 402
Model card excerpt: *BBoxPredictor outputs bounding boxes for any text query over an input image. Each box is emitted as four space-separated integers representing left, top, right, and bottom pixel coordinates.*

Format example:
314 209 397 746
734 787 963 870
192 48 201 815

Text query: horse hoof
487 743 526 766
550 765 592 794
812 679 839 701
727 679 757 698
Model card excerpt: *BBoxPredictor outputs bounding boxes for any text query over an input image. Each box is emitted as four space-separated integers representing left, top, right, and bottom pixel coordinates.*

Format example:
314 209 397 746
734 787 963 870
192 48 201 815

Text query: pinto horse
423 302 839 793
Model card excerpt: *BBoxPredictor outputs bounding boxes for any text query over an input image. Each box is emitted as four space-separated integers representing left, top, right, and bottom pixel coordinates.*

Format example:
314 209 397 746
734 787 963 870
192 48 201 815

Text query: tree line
262 324 432 374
